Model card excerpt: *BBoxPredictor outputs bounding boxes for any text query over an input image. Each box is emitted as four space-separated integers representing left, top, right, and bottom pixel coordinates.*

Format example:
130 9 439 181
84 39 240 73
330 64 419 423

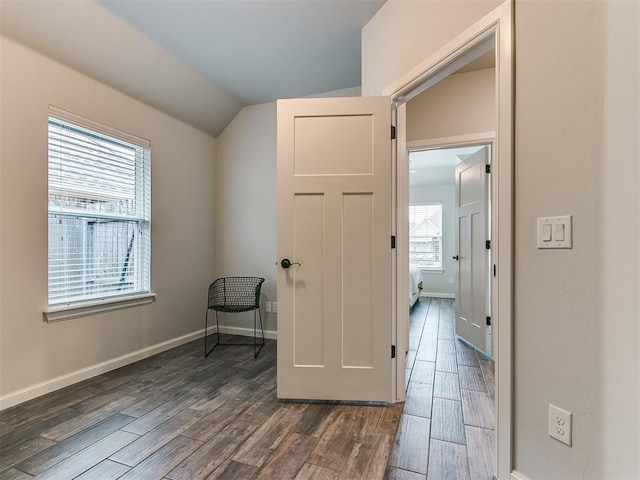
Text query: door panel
458 213 472 340
277 96 392 402
294 115 374 175
342 193 374 368
292 194 325 367
455 147 489 354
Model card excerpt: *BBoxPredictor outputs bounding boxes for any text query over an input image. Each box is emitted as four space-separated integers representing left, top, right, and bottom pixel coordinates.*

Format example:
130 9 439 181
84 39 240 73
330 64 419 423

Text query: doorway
409 143 493 357
388 139 496 476
274 3 513 475
389 3 513 476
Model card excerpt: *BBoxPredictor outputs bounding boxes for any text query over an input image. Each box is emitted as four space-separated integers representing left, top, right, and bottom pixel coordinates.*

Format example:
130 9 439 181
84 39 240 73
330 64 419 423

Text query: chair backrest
208 277 265 312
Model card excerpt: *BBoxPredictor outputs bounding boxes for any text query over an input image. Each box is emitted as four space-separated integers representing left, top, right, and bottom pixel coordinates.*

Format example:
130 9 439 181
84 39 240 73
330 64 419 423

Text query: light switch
537 215 572 249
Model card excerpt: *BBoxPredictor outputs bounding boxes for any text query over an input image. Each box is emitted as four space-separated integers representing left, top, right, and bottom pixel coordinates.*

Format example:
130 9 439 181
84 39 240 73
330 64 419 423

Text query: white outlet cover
548 404 572 446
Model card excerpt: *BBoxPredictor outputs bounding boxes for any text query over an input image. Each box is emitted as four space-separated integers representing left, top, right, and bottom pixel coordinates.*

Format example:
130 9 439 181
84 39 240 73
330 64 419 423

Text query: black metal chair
204 277 265 358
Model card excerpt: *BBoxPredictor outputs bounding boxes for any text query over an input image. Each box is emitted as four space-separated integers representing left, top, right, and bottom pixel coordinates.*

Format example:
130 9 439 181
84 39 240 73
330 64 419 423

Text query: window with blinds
48 108 151 306
409 203 443 270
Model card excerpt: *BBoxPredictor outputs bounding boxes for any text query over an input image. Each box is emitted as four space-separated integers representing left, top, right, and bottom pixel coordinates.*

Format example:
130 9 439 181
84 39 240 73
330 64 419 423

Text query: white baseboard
510 471 531 480
216 325 277 340
0 326 277 411
421 292 455 299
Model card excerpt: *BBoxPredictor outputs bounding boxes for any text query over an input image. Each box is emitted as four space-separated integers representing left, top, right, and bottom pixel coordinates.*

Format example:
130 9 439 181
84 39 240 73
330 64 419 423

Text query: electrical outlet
265 301 271 313
548 404 572 446
449 277 455 285
272 301 278 314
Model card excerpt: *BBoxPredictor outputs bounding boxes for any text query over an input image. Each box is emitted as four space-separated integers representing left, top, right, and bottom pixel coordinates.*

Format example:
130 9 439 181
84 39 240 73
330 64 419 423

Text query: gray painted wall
214 102 278 334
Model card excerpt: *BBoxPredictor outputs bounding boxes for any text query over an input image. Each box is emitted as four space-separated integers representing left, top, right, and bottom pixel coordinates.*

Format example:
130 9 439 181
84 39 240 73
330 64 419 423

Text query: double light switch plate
537 215 572 249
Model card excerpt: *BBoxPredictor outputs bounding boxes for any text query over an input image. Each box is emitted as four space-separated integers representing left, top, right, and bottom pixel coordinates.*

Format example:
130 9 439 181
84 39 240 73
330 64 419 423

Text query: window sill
44 293 157 323
420 268 444 274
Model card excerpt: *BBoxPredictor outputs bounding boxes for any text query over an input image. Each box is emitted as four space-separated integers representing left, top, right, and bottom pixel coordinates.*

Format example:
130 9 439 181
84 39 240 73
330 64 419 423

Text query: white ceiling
0 0 385 137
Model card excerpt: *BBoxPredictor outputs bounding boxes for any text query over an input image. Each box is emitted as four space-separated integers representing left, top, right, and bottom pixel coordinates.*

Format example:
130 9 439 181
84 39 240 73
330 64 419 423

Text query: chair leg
204 309 210 357
204 309 221 358
258 308 265 343
253 307 265 358
215 311 221 347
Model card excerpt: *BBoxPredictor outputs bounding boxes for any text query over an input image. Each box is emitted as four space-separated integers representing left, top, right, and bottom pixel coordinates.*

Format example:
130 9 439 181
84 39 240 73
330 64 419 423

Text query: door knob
453 255 459 261
281 258 301 269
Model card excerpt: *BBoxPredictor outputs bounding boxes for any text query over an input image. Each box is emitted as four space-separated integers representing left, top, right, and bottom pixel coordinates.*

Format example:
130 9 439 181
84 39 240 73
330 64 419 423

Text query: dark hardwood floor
0 297 494 480
0 336 401 479
386 297 495 480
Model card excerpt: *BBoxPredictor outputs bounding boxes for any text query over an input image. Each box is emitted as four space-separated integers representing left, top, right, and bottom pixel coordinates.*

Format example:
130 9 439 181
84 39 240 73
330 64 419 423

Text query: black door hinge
391 235 396 249
485 164 491 174
391 345 396 358
486 240 491 249
391 126 396 140
493 264 496 277
486 316 492 326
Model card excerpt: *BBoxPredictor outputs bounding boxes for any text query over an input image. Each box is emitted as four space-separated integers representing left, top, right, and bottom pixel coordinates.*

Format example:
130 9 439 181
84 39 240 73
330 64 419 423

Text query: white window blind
409 203 443 269
48 108 151 306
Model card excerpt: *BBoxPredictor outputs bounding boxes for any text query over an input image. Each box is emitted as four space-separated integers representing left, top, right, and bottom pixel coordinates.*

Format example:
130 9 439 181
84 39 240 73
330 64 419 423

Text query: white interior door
277 96 393 402
455 146 490 354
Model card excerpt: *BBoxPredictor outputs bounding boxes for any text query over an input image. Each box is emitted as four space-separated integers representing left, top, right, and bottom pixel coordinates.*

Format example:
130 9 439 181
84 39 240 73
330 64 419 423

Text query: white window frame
409 202 443 271
44 107 155 322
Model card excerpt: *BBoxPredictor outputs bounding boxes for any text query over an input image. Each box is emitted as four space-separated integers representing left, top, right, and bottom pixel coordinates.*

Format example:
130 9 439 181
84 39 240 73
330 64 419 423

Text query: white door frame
385 3 513 479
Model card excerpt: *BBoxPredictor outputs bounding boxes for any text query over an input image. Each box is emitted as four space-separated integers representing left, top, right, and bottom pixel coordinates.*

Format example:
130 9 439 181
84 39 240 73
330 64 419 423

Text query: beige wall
214 102 278 334
514 1 639 478
407 68 495 141
364 0 640 478
0 37 216 404
361 0 502 96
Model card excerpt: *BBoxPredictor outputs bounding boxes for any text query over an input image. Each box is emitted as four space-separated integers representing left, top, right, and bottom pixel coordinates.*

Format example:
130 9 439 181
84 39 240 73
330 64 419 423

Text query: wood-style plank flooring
386 297 495 480
0 297 494 479
0 336 401 479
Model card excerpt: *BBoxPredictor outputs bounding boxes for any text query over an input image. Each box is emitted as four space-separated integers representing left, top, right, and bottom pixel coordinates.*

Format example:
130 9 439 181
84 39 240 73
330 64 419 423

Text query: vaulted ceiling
0 0 386 136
